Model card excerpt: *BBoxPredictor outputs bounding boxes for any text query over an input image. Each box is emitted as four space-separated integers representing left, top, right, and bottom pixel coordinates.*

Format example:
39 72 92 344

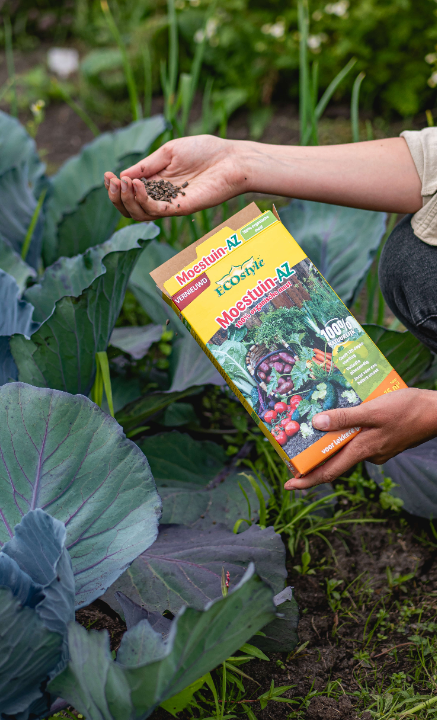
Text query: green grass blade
314 57 357 123
243 473 267 527
143 45 152 118
54 81 100 136
205 672 220 719
4 16 17 117
351 71 365 142
168 0 179 101
21 188 47 261
181 2 216 133
101 0 140 122
298 0 310 145
90 356 103 407
202 77 214 133
310 60 319 145
96 351 114 417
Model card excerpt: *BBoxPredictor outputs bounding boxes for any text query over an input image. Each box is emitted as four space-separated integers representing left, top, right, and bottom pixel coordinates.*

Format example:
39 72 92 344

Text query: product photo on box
151 203 406 476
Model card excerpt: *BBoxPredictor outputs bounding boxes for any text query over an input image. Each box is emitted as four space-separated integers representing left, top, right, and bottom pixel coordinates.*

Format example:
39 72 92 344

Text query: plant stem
96 351 114 417
167 0 178 114
143 45 152 118
54 81 100 136
298 0 310 145
101 0 140 122
351 71 365 142
4 16 17 118
21 188 47 261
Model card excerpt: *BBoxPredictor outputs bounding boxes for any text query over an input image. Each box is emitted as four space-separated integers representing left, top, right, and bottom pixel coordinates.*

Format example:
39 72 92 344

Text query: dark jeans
379 214 437 354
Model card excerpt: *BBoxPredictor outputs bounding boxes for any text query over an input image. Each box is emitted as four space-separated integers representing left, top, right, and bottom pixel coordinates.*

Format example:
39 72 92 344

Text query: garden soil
76 505 436 719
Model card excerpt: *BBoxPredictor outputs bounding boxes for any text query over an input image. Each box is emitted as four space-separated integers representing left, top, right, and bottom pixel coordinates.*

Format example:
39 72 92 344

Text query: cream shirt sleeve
401 127 437 246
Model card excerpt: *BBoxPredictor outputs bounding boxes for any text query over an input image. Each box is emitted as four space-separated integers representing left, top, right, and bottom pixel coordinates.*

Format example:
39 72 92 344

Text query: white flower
307 34 327 51
47 47 79 78
428 72 437 88
425 53 437 64
324 1 349 17
31 99 45 117
261 21 285 38
195 17 219 43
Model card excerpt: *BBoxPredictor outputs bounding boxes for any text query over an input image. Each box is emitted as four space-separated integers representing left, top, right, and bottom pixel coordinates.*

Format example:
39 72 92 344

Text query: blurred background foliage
1 0 437 124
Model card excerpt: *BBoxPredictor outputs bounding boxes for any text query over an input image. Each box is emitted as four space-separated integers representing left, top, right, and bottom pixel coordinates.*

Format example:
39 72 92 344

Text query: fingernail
104 176 109 189
313 414 330 430
121 179 128 193
109 180 117 194
285 482 297 491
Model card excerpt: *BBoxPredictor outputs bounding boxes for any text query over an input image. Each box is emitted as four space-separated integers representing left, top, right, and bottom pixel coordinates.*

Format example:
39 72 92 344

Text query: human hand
284 388 437 491
104 135 250 221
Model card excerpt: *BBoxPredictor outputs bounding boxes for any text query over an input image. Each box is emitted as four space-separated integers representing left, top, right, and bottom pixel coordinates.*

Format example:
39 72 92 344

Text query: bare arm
104 135 422 220
244 137 422 213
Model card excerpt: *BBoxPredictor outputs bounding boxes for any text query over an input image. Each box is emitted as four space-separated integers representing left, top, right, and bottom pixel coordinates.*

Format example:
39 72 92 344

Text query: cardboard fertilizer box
151 203 407 476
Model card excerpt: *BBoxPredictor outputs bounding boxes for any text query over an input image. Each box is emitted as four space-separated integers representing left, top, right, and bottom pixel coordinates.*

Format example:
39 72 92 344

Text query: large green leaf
115 388 200 433
0 588 62 718
250 587 299 653
0 510 74 718
138 432 269 528
102 523 286 616
0 234 36 293
0 270 39 385
110 324 162 360
10 223 158 394
279 200 387 306
42 116 167 264
49 565 276 719
366 438 437 519
363 324 432 386
168 335 224 392
129 238 187 329
0 111 47 269
0 383 161 608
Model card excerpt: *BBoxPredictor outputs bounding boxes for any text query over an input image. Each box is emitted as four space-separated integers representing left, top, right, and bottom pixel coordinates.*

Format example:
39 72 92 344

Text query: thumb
120 143 173 180
312 403 371 432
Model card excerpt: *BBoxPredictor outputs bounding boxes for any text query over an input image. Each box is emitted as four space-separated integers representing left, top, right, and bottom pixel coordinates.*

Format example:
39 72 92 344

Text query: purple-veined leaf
0 383 161 608
49 565 276 718
102 523 286 616
366 438 437 519
279 200 386 306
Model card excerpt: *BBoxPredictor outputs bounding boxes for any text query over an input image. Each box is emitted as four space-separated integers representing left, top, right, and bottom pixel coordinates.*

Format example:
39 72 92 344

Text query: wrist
228 140 263 195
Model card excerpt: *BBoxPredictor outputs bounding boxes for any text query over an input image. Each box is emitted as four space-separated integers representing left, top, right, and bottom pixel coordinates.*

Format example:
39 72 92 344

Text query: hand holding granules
140 178 188 203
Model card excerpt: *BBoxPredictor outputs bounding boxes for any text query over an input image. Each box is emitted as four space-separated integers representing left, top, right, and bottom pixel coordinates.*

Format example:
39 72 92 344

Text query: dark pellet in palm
140 177 189 202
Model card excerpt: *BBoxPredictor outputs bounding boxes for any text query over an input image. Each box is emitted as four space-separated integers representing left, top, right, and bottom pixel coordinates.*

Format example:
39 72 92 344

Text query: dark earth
76 503 437 719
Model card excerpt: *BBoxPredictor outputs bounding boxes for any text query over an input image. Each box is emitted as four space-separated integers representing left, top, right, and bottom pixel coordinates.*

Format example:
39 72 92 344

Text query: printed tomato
289 395 302 407
280 416 290 428
285 420 300 437
272 428 288 445
274 401 288 413
264 409 278 423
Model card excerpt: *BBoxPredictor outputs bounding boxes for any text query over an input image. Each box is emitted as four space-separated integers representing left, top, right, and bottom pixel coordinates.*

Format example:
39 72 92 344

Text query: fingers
104 175 130 218
312 402 375 432
284 431 372 490
119 177 157 221
120 143 173 180
131 178 184 218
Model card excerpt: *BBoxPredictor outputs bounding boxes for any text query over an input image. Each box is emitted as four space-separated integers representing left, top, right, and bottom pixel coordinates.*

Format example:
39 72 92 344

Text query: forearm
241 137 422 214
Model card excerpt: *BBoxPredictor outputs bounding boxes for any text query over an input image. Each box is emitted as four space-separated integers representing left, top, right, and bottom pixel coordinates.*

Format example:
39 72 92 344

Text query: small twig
311 615 321 638
373 642 415 658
